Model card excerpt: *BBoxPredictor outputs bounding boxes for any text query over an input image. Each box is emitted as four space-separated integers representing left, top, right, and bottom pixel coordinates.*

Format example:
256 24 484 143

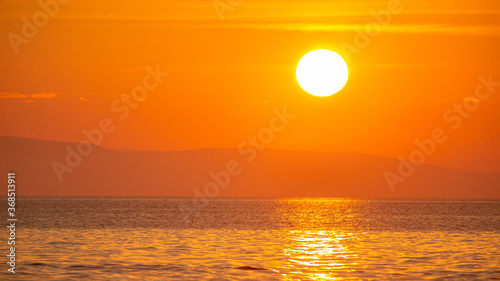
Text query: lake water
3 197 500 280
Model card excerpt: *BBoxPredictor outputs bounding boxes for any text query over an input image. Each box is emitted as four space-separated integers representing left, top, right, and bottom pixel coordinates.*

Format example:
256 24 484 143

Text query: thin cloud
463 96 480 103
0 92 97 102
3 0 499 34
1 92 61 100
30 92 58 99
0 92 29 99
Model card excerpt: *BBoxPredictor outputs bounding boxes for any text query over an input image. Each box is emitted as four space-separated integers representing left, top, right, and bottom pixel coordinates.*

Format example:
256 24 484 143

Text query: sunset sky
1 0 500 174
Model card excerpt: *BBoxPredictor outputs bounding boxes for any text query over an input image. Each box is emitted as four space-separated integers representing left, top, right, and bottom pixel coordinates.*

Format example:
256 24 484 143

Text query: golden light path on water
279 231 362 280
274 199 363 280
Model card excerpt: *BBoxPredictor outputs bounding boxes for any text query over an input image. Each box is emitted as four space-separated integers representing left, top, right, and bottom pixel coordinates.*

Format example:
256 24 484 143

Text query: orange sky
1 0 500 174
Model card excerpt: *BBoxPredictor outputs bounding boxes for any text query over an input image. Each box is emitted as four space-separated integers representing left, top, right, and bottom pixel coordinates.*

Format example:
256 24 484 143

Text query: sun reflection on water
274 198 367 280
279 230 364 280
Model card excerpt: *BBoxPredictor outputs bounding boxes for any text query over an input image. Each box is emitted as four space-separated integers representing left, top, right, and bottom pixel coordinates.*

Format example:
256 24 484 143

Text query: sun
296 49 349 97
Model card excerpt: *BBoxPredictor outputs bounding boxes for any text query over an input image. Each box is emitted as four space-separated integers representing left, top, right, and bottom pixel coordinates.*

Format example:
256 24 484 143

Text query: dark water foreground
2 197 500 280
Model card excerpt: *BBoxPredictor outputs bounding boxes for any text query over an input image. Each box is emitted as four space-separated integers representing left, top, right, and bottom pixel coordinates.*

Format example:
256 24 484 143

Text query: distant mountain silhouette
1 136 499 198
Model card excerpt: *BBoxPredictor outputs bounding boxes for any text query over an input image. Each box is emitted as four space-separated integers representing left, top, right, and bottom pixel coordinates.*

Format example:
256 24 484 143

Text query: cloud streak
0 93 29 99
2 0 499 34
0 92 60 99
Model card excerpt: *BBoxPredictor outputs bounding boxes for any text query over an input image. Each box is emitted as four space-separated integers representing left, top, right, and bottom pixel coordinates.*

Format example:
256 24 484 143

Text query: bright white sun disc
296 49 348 97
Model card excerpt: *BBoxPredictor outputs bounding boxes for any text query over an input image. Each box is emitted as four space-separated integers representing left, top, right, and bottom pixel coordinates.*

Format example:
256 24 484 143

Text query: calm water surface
2 198 500 280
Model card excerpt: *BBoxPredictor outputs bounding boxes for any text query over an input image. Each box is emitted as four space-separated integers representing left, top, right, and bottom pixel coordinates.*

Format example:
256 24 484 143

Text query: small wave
236 266 267 271
128 264 183 271
27 262 51 267
63 263 185 272
48 241 85 245
102 263 121 267
67 264 105 270
456 263 480 269
128 246 157 250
